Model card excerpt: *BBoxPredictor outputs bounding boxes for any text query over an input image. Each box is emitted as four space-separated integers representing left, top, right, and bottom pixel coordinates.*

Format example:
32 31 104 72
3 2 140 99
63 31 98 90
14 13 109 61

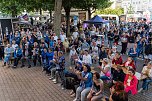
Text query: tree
127 4 134 14
95 8 124 16
0 0 23 17
54 0 62 37
62 0 80 37
77 0 112 19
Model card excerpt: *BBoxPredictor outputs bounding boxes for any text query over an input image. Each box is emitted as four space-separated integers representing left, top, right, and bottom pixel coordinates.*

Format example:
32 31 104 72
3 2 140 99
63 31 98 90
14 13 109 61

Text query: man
138 61 152 92
13 46 22 68
21 44 32 68
60 31 66 42
82 50 92 66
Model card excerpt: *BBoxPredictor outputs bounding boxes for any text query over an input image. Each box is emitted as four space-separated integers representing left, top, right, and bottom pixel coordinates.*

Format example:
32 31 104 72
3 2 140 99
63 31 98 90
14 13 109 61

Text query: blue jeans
142 78 152 90
109 40 113 48
100 76 110 80
75 86 91 101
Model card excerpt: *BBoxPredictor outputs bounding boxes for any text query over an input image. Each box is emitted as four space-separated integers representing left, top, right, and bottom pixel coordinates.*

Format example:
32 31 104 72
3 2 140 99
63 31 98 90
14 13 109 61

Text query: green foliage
95 8 124 16
77 0 112 12
0 0 23 17
127 4 134 14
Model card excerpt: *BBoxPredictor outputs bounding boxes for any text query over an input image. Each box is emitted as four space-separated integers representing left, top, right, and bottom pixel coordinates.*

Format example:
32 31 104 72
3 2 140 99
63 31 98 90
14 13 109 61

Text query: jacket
124 74 138 95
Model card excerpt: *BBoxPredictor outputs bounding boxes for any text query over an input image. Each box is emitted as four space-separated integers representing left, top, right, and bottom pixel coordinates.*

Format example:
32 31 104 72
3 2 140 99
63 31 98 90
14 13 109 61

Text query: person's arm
124 75 128 87
95 82 103 96
100 66 110 74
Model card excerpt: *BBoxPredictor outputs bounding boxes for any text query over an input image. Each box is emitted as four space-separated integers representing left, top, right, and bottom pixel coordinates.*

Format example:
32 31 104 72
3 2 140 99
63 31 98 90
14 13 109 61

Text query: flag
22 14 29 21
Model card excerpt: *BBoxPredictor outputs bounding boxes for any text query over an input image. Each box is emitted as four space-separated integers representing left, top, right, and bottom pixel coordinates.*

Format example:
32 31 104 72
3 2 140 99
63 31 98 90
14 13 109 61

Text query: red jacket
124 74 138 95
123 61 136 70
112 56 123 65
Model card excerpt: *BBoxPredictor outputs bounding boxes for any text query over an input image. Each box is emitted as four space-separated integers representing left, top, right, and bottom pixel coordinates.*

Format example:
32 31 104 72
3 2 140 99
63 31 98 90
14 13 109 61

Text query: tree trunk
40 8 42 21
65 8 71 37
49 10 52 22
54 0 62 37
88 9 91 20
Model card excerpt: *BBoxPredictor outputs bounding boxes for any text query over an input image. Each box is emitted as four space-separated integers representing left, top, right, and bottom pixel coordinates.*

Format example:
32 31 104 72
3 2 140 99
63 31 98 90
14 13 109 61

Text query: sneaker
54 81 57 84
21 65 25 68
28 65 31 68
61 87 65 90
49 77 54 80
52 79 56 82
70 93 76 97
138 88 143 93
73 98 77 101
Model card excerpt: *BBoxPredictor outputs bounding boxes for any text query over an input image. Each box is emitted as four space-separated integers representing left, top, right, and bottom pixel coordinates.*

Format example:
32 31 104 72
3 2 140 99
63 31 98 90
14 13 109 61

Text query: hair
113 82 124 92
93 72 100 79
116 51 120 55
84 64 91 72
148 61 152 65
128 68 135 75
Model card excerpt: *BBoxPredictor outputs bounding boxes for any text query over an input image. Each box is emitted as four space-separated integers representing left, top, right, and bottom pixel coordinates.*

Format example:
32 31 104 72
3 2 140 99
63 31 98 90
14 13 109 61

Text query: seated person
138 61 152 92
110 66 125 88
104 81 128 101
66 61 83 97
121 57 136 70
3 44 12 67
98 58 111 81
87 72 104 101
124 68 138 95
73 65 92 101
111 52 123 74
13 46 22 68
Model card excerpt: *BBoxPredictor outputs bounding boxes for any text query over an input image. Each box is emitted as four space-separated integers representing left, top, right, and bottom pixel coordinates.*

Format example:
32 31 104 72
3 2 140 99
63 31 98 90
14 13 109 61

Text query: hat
76 61 82 66
103 58 109 63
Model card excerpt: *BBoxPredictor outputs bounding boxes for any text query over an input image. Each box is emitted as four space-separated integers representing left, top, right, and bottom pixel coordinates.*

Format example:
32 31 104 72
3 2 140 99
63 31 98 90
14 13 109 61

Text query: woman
63 38 69 53
104 82 128 101
73 65 92 101
99 58 111 81
121 33 128 54
122 57 136 70
124 68 138 95
87 72 103 101
138 61 152 92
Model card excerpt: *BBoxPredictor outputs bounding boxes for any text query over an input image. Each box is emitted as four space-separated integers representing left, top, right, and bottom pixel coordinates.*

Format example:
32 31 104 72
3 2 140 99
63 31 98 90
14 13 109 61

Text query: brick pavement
0 54 152 101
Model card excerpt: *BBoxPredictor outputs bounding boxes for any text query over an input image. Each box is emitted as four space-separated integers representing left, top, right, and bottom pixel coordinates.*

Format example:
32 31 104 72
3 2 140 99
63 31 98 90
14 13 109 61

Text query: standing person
87 72 104 101
73 65 92 101
121 32 128 54
63 38 69 53
107 31 114 48
124 68 138 95
82 50 92 66
138 61 152 92
60 31 66 42
113 31 119 45
99 47 107 66
128 33 135 50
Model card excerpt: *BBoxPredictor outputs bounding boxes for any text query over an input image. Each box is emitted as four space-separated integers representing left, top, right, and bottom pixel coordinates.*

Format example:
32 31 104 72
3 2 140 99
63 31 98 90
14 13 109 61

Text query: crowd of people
0 20 152 101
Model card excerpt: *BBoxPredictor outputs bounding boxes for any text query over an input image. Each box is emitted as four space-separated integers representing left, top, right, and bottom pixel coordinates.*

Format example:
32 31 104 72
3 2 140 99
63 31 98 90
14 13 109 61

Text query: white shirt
12 44 18 51
60 34 66 42
69 49 77 58
54 36 58 42
100 64 111 76
142 66 152 78
82 54 92 65
72 32 79 39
